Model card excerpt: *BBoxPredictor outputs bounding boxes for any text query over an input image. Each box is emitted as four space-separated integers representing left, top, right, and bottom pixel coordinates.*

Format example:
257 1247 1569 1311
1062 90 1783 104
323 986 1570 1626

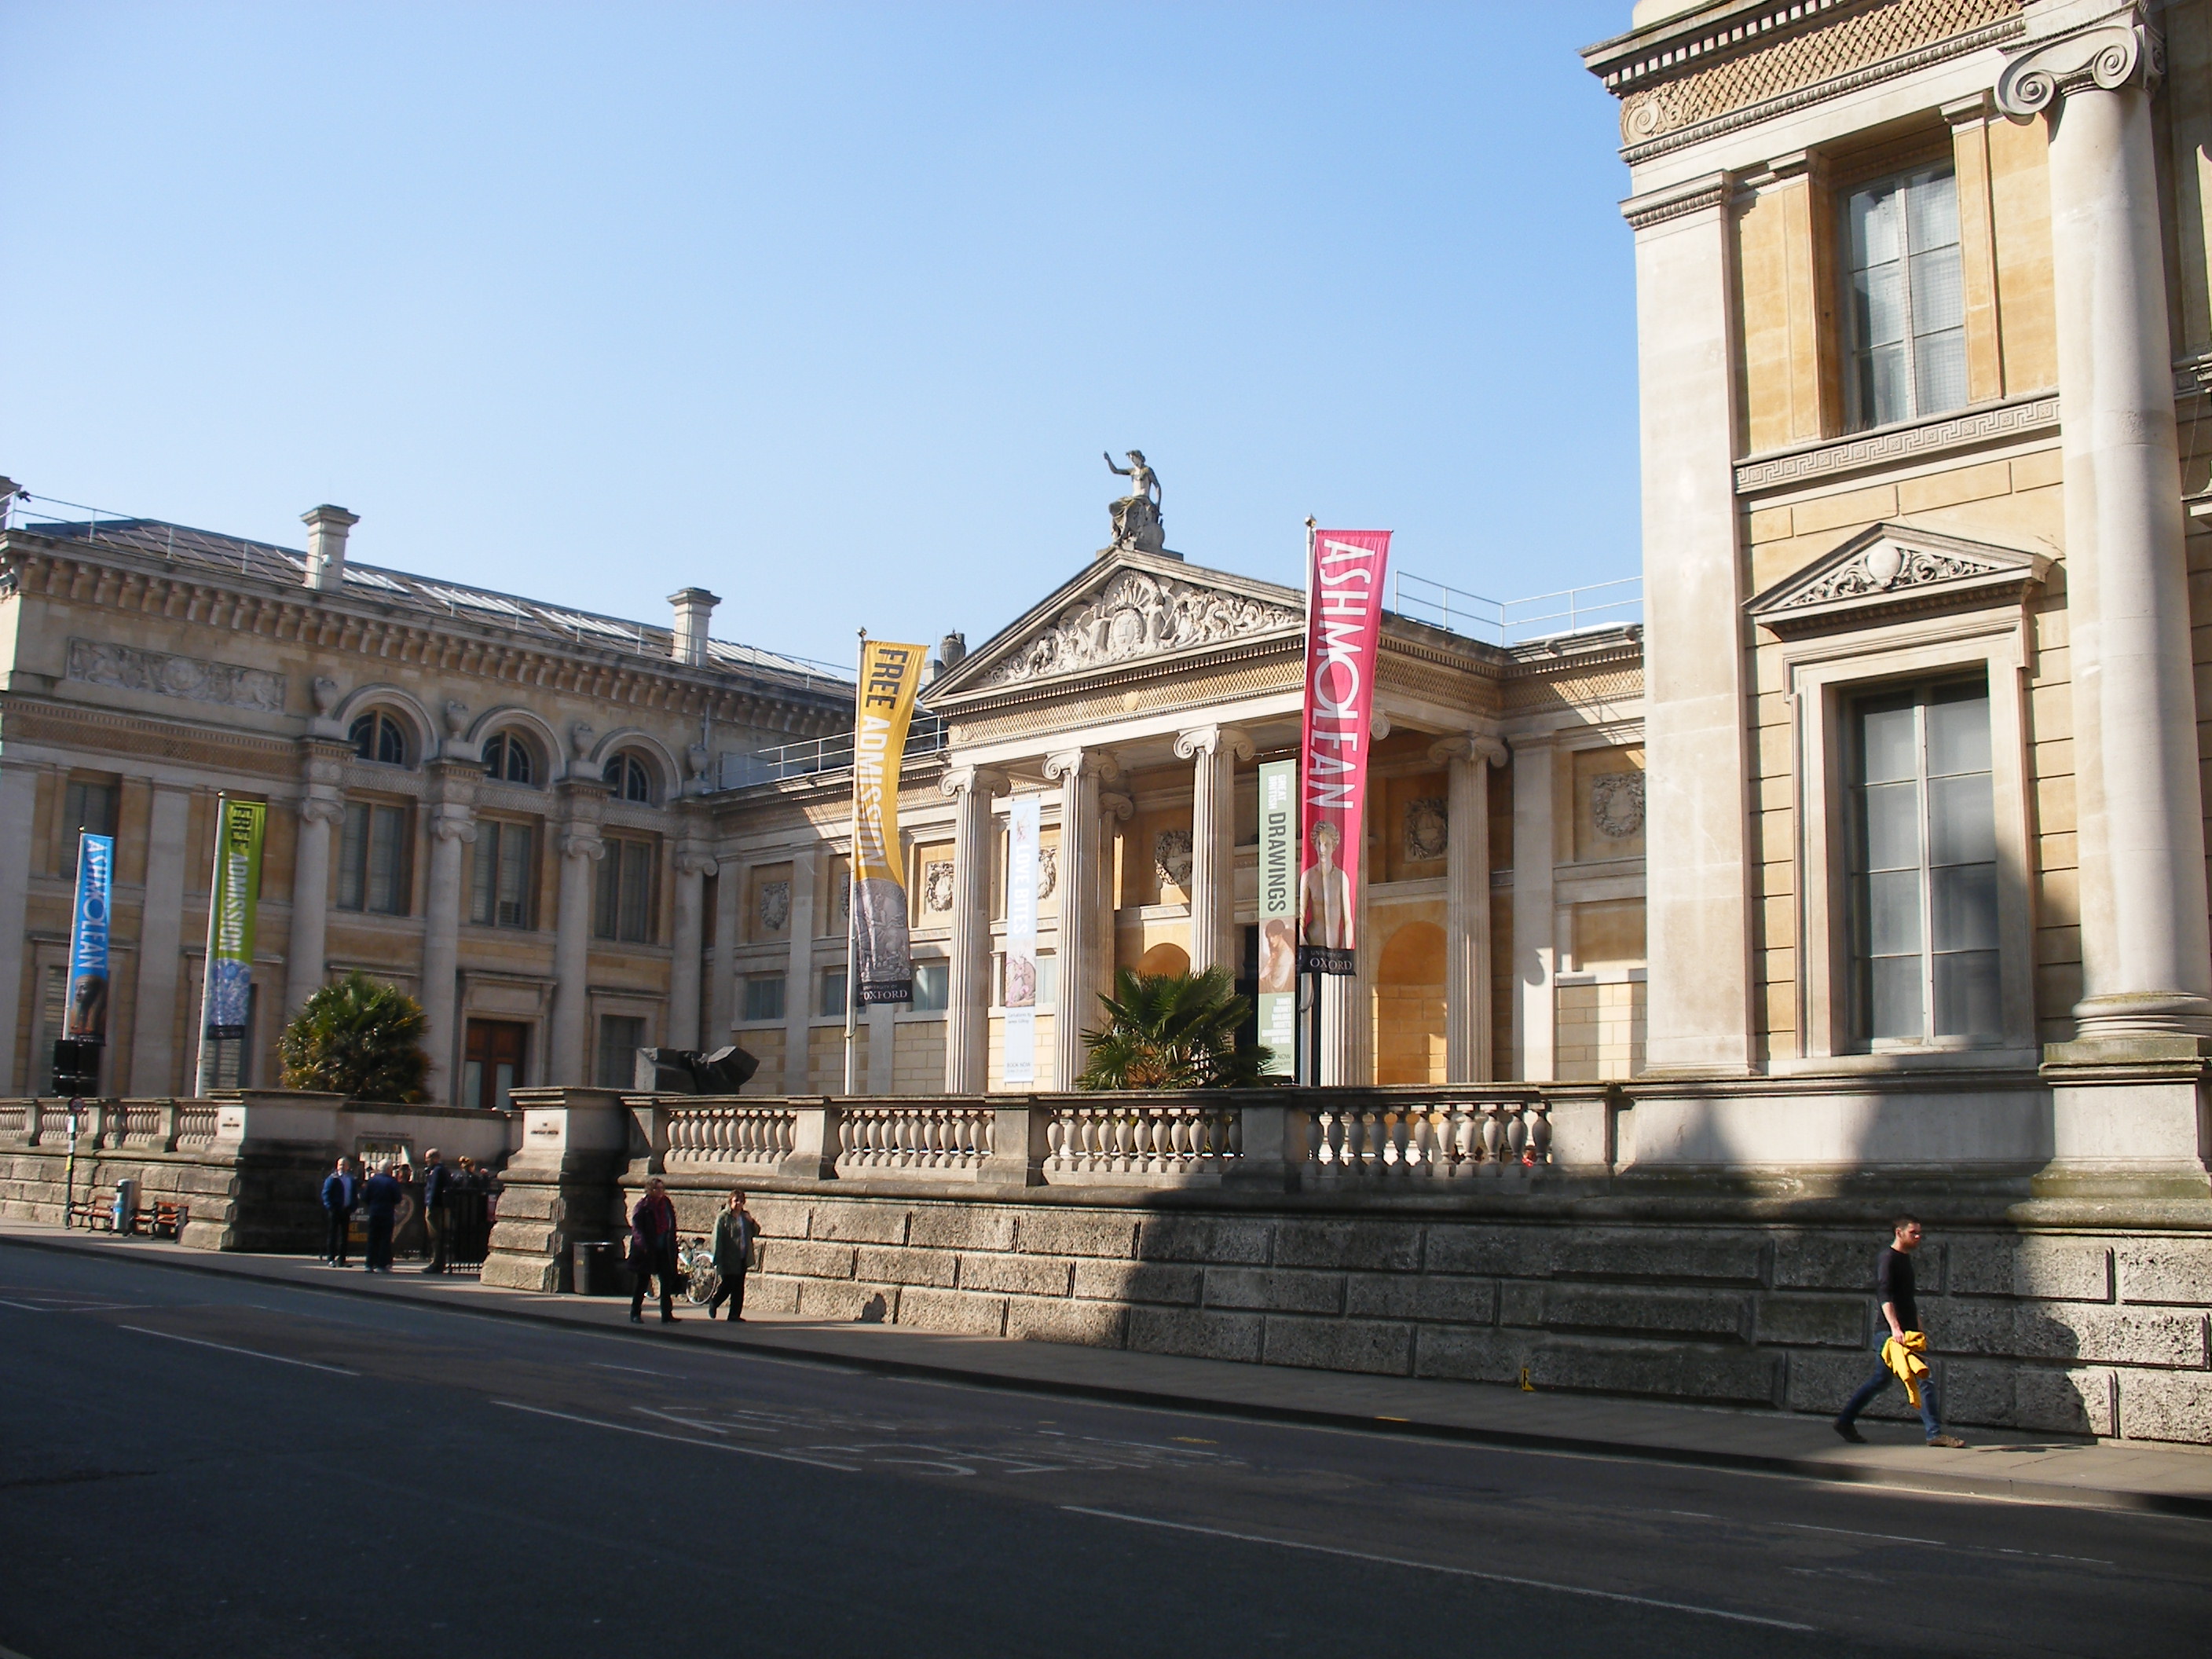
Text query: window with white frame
1847 677 1998 1047
1843 163 1966 431
338 801 409 914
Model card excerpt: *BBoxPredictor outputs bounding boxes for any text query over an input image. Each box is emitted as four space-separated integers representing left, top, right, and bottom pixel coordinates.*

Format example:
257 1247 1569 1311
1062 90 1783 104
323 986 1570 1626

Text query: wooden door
462 1020 528 1110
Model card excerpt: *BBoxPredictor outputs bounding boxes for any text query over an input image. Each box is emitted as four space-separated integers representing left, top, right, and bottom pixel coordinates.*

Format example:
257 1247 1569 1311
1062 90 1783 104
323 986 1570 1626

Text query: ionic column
1511 736 1558 1082
284 796 345 1019
1999 5 2212 1045
551 822 605 1086
709 856 740 1041
940 765 1009 1093
126 786 193 1094
667 844 716 1051
1432 734 1507 1082
420 804 477 1105
1175 725 1254 976
1044 748 1116 1089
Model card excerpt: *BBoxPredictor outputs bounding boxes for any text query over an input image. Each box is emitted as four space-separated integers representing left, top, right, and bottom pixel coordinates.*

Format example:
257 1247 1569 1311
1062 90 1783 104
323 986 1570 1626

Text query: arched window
608 753 654 804
349 711 409 767
483 731 537 786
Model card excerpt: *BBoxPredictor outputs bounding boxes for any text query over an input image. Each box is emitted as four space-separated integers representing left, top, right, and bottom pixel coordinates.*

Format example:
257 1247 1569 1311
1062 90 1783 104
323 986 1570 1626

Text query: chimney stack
301 504 359 591
669 587 719 666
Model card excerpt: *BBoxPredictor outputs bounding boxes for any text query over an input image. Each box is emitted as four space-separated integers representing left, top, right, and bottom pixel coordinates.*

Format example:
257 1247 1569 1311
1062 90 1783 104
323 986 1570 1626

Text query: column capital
1427 733 1508 769
297 795 346 828
560 830 606 862
429 812 478 846
1173 724 1254 764
1044 748 1119 788
1997 3 2161 117
672 848 719 879
1100 790 1134 822
939 764 1011 800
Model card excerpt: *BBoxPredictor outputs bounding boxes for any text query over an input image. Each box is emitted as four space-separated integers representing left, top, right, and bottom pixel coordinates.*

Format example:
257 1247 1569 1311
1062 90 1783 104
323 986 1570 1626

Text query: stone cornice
0 529 842 733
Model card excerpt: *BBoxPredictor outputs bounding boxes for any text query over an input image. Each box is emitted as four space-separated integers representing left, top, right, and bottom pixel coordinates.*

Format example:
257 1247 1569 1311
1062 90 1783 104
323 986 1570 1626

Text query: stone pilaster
783 845 819 1093
0 763 38 1094
1174 724 1254 976
939 764 1009 1093
2000 2 2212 1050
550 781 608 1086
1513 735 1558 1082
1431 734 1507 1082
709 855 740 1043
129 785 194 1096
419 760 479 1104
1045 748 1117 1090
667 842 716 1051
285 796 345 1020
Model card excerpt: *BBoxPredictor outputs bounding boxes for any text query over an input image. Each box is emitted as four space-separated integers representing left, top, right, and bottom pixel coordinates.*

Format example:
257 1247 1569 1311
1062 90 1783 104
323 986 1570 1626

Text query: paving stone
1423 1223 1547 1277
1412 1325 1533 1384
1270 1219 1423 1273
745 1275 804 1316
1133 1214 1272 1265
1203 1267 1343 1315
895 1286 1005 1336
1949 1239 2113 1302
1342 1273 1497 1325
1552 1229 1768 1285
1544 1284 1752 1342
2117 1368 2212 1444
854 1246 960 1288
1015 1210 1139 1258
2116 1237 2212 1306
958 1254 1075 1298
906 1205 1019 1253
759 1239 854 1280
1262 1316 1414 1376
1008 1295 1127 1347
1071 1259 1203 1306
1128 1306 1263 1364
1756 1295 1867 1348
809 1203 912 1245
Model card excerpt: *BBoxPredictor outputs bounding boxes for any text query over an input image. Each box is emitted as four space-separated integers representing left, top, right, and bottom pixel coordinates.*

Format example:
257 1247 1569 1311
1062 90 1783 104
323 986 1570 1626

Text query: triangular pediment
927 548 1304 705
1747 522 2051 638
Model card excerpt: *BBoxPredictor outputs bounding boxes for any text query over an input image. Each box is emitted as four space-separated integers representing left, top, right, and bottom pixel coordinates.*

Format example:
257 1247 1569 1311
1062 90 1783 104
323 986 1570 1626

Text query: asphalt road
1 1247 2205 1659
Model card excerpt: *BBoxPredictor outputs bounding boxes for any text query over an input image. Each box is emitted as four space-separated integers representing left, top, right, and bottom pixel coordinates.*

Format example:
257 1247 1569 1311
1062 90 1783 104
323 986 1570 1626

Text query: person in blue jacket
319 1157 357 1267
419 1148 452 1274
360 1163 404 1273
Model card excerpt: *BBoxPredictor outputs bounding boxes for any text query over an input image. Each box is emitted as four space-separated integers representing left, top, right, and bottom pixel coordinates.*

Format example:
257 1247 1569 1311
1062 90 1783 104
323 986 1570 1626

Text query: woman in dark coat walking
628 1177 681 1324
707 1190 759 1322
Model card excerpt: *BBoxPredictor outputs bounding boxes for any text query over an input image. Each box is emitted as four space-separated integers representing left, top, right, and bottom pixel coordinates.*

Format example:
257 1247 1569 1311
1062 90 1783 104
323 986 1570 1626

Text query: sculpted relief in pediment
980 569 1300 689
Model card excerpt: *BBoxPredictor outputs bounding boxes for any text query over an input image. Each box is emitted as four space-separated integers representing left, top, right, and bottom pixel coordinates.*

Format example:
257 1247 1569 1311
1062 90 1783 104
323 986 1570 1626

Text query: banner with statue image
1002 793 1041 1085
850 638 928 1004
201 797 266 1039
1255 760 1296 1073
63 832 115 1046
1297 528 1390 975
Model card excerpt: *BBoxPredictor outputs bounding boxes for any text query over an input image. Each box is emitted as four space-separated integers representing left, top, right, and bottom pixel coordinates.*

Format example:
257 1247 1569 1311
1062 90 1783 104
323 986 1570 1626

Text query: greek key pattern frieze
1734 396 2059 493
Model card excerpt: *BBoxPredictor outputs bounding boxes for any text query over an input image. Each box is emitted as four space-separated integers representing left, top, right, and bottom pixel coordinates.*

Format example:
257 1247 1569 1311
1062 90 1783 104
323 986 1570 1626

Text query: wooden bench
66 1189 189 1238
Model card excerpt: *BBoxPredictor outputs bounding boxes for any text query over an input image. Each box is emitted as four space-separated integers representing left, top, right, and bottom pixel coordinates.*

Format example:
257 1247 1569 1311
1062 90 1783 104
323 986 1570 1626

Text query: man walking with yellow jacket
1835 1217 1967 1448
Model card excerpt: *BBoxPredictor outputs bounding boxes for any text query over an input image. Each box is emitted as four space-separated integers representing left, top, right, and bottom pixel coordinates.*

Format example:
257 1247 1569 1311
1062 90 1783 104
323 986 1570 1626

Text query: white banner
1002 794 1039 1086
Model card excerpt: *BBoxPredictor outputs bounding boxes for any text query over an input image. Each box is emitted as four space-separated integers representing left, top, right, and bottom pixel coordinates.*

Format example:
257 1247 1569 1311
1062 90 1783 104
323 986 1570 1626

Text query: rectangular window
1844 163 1966 431
337 803 409 914
1848 679 1999 1048
597 1014 646 1090
471 821 535 928
818 967 847 1019
911 960 949 1013
742 972 786 1023
60 779 117 881
593 836 657 943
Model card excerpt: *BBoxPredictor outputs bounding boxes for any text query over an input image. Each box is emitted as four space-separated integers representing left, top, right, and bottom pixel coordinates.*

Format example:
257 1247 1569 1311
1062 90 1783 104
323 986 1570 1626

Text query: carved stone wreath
923 860 955 914
1403 797 1448 862
1781 542 2001 609
1590 772 1646 842
1155 828 1193 892
757 879 791 934
1037 847 1058 900
980 569 1299 688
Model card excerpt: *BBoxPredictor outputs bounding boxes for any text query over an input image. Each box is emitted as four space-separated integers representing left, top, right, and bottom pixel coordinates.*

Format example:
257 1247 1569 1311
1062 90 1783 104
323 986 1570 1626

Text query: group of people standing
627 1178 757 1325
317 1149 490 1273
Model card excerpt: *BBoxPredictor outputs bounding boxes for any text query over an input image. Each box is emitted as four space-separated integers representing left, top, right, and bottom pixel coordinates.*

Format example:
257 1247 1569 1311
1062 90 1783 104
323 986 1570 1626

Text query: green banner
203 797 266 1039
1256 760 1297 1075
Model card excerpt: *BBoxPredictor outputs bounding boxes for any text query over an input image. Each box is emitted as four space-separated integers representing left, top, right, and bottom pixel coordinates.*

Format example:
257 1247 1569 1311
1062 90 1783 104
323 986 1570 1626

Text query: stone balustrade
1309 1100 1551 1181
1046 1101 1240 1181
837 1104 994 1175
662 1103 797 1170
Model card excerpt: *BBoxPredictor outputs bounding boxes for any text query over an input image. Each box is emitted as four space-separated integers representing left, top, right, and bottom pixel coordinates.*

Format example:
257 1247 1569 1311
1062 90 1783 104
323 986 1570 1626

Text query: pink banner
1298 527 1390 975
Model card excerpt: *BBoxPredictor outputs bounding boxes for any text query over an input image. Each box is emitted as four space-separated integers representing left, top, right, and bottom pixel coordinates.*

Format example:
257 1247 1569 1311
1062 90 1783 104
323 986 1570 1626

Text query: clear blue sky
5 2 1637 669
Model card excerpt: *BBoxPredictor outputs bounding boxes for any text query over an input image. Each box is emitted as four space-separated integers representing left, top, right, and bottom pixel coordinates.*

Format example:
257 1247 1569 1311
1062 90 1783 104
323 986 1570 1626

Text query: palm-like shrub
1076 966 1274 1090
278 971 430 1103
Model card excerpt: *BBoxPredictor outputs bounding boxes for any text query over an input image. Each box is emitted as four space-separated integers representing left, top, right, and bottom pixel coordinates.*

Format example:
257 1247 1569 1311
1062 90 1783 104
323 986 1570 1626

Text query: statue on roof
1104 449 1166 557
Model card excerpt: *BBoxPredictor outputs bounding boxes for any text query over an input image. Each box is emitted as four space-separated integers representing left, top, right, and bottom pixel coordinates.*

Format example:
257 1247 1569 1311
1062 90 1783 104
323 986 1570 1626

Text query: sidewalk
5 1219 2208 1519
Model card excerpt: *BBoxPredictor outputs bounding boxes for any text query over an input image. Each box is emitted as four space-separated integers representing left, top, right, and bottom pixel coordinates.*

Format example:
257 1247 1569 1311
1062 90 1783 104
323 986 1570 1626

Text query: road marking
631 1407 777 1437
117 1325 358 1376
1663 1508 2115 1566
1060 1507 1818 1632
0 1298 49 1311
590 1362 673 1377
489 1401 865 1470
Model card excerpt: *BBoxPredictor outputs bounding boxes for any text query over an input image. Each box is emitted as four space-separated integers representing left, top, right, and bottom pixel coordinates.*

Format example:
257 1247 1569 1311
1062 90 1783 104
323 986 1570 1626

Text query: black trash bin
572 1240 621 1296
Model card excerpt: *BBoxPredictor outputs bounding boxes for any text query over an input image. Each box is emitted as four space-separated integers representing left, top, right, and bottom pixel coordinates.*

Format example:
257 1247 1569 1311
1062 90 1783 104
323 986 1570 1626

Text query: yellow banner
851 639 928 1003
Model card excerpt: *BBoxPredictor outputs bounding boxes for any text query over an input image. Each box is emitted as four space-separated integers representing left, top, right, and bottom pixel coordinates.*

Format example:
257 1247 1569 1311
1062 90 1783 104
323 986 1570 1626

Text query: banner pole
192 794 228 1096
844 628 865 1097
1298 517 1317 1090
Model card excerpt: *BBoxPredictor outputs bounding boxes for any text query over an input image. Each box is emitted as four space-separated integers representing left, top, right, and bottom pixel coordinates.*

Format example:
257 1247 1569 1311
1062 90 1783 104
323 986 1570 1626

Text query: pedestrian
706 1190 760 1323
361 1161 403 1273
419 1147 452 1274
628 1176 681 1325
319 1157 358 1266
1835 1216 1967 1448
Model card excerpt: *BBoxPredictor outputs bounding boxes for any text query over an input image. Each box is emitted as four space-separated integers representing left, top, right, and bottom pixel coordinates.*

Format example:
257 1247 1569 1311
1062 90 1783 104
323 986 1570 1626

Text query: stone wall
644 1178 2212 1445
0 1143 324 1252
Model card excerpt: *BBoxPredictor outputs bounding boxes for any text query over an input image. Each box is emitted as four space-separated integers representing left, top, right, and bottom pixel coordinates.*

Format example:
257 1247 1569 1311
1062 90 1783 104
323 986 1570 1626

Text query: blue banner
64 833 115 1046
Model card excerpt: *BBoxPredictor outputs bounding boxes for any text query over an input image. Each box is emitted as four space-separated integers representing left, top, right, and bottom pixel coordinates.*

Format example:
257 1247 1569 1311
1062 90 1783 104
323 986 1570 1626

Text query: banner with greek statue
63 833 115 1046
202 797 266 1038
1256 760 1297 1072
850 639 928 1005
1298 529 1390 975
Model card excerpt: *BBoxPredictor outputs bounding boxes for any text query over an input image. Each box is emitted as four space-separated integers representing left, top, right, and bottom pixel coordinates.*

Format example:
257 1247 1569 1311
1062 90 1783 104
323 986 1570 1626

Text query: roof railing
1391 569 1642 646
717 716 950 790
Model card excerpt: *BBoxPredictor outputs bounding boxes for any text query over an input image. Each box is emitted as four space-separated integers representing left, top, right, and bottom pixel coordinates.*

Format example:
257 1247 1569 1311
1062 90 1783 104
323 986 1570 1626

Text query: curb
8 1230 2208 1522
